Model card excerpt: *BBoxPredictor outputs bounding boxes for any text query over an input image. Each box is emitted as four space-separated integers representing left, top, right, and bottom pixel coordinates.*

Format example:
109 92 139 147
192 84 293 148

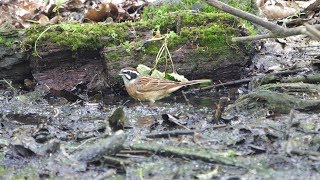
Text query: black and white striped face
119 68 139 84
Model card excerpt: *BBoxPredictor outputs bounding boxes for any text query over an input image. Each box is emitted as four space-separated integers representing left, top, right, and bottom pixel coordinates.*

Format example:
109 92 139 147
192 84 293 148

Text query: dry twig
185 68 309 93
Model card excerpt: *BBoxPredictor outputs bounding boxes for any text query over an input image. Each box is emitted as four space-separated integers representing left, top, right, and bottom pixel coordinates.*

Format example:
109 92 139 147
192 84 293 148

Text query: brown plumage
119 67 211 103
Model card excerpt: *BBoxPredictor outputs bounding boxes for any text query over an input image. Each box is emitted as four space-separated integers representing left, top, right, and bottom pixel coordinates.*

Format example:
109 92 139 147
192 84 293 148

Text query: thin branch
205 0 284 32
135 36 165 50
145 129 197 138
0 79 18 95
205 0 320 41
185 68 309 93
232 33 274 42
233 24 320 42
145 125 227 138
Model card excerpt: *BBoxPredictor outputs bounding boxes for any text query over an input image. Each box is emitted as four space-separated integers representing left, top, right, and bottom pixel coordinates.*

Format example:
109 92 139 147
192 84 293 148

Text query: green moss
139 3 254 56
140 10 243 56
167 22 235 53
104 45 132 62
0 35 15 47
144 41 163 55
143 0 255 20
140 26 242 65
105 51 120 61
25 22 129 52
167 31 188 48
0 36 4 44
141 0 256 37
23 0 256 58
227 0 250 11
142 10 231 31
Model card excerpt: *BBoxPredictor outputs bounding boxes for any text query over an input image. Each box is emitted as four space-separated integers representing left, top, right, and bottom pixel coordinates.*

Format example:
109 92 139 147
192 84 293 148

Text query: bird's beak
118 72 123 76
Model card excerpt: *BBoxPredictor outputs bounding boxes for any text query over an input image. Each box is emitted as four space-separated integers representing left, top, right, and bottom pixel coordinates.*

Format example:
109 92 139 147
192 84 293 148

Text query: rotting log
1 1 254 95
30 43 108 92
26 6 253 94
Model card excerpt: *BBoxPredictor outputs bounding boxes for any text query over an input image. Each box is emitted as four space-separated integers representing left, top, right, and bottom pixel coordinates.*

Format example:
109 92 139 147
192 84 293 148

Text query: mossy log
1 1 254 94
226 83 320 115
27 13 250 92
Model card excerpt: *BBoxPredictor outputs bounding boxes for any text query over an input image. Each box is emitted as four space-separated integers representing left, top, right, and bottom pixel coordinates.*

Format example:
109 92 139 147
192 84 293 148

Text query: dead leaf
136 116 156 128
49 15 61 24
257 0 301 20
38 14 50 26
85 3 118 22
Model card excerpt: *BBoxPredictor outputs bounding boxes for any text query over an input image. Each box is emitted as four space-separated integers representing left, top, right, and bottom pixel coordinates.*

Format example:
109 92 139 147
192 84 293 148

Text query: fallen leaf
150 69 165 78
257 0 301 20
38 14 50 26
85 3 118 22
166 72 188 82
137 64 152 75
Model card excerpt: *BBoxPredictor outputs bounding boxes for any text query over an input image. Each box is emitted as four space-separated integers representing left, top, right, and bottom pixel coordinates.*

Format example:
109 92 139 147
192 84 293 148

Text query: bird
118 67 211 103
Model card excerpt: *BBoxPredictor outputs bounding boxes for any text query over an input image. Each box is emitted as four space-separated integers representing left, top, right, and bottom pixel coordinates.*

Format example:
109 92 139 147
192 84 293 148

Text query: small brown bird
119 67 211 103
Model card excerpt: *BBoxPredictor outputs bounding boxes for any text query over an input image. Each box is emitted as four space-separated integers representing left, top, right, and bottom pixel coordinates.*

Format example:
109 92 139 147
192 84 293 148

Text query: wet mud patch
0 86 320 179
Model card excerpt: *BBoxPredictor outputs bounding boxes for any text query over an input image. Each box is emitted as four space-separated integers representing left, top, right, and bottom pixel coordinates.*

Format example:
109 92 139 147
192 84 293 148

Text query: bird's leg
213 97 230 124
138 99 144 107
122 100 130 106
181 90 191 106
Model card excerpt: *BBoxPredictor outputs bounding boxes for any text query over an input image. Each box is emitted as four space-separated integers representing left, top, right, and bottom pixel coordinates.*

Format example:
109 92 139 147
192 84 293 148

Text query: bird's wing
136 76 178 92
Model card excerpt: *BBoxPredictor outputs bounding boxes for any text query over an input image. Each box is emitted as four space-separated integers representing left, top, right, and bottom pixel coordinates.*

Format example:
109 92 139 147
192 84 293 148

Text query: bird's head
119 67 140 85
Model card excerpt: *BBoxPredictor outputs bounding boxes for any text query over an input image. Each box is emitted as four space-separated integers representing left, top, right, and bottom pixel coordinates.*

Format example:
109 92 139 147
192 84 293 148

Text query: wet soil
0 84 320 179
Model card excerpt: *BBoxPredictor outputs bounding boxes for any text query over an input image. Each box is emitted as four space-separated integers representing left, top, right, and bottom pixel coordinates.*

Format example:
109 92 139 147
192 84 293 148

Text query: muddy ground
0 83 320 179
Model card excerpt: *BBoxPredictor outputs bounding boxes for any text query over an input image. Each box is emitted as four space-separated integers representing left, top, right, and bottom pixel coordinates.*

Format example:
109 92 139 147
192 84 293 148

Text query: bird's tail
166 79 212 94
182 79 212 86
